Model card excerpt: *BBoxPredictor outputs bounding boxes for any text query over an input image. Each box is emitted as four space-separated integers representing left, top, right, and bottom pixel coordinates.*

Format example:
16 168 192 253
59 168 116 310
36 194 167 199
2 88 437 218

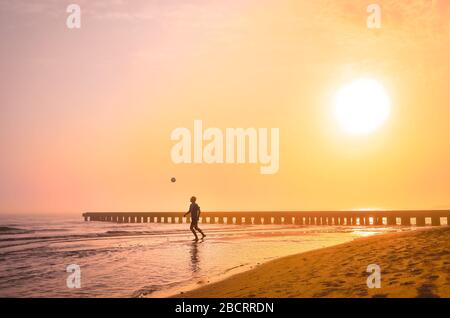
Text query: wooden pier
82 210 450 226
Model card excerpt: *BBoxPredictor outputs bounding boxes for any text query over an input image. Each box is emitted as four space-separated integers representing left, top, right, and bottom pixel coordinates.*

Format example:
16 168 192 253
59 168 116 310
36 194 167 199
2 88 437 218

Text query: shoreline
172 226 450 298
147 261 257 298
146 226 400 298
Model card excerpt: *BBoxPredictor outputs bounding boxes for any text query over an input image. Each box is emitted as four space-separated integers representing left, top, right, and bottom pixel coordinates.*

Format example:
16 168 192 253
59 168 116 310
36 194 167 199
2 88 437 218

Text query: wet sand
175 227 450 298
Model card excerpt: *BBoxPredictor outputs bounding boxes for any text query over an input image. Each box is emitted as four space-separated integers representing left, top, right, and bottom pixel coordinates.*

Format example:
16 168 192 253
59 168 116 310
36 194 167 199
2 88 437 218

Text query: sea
0 215 412 297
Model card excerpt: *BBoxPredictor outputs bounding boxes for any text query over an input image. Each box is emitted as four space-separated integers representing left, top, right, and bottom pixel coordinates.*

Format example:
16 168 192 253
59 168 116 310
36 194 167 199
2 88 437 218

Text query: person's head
190 196 197 203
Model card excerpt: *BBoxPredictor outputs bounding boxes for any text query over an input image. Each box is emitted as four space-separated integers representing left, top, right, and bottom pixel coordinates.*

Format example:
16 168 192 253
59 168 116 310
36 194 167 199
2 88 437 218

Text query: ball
171 177 176 183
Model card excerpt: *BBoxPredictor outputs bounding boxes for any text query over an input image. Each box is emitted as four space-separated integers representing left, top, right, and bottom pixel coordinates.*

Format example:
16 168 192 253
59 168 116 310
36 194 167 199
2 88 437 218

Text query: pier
83 210 450 226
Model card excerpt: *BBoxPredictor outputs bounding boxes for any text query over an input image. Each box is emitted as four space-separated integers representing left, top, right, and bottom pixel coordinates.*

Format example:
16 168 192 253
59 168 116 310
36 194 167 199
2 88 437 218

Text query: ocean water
0 215 410 298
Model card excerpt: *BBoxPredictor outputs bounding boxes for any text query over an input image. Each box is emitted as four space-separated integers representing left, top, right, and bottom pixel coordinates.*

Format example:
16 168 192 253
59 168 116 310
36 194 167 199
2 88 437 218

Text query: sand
175 227 450 298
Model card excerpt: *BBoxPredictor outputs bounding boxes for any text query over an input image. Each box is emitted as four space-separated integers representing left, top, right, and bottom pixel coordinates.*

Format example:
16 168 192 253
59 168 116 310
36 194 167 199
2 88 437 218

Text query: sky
0 0 449 215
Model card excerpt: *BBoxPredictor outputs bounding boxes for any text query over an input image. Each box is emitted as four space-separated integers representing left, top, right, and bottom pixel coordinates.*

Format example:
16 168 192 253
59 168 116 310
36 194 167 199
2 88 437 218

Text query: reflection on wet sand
190 240 201 272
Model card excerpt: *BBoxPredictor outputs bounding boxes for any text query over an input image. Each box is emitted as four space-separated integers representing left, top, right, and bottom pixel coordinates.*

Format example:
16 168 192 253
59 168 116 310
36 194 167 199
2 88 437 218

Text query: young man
184 196 206 240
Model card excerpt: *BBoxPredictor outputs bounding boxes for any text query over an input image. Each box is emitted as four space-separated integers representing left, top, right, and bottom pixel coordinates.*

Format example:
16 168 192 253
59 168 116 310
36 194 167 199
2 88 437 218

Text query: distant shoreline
173 226 450 298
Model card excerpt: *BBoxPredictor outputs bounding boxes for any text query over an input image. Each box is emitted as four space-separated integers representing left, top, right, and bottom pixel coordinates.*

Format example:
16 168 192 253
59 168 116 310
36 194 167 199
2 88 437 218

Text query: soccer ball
171 177 176 183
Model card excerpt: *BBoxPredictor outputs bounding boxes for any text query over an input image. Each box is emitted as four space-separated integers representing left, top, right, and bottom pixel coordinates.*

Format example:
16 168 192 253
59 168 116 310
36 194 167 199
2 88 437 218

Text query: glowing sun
334 78 391 134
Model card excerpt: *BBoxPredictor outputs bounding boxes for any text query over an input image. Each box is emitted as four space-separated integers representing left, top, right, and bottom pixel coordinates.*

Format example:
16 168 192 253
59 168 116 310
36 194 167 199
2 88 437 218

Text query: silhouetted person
184 196 205 240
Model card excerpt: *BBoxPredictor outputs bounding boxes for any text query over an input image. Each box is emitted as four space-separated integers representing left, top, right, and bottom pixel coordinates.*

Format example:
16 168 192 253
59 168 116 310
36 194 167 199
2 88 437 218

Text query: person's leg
190 222 198 240
195 224 206 238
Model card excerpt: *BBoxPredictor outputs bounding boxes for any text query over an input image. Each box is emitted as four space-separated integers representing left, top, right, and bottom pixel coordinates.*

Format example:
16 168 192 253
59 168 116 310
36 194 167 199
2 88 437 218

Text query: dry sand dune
176 227 450 298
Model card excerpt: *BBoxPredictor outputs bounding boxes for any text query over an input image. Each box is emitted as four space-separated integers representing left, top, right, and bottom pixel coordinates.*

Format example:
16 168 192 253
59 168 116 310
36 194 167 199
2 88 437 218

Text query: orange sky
0 0 449 215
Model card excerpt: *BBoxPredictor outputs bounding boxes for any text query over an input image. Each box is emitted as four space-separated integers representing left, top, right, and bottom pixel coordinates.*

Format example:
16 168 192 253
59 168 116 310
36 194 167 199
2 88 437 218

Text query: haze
0 0 449 215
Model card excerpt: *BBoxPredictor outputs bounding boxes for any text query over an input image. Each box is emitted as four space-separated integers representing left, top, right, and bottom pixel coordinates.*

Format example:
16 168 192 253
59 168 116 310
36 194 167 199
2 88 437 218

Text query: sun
334 78 391 135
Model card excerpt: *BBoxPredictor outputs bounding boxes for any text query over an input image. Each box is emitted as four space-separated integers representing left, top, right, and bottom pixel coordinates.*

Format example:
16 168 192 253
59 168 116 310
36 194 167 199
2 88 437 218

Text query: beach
1 215 400 297
1 215 447 298
175 226 450 298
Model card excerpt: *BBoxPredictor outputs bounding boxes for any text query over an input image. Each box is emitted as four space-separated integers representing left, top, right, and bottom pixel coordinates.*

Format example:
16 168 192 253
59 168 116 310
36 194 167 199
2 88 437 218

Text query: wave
0 228 188 246
0 227 21 232
104 230 163 236
0 227 34 235
34 228 70 232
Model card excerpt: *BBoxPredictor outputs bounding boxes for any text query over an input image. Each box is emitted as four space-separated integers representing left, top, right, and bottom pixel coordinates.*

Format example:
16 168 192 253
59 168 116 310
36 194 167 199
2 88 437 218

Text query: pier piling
82 210 449 227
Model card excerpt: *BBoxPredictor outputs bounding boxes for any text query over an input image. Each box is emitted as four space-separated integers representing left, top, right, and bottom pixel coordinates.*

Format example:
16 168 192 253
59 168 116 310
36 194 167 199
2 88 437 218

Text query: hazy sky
1 0 449 215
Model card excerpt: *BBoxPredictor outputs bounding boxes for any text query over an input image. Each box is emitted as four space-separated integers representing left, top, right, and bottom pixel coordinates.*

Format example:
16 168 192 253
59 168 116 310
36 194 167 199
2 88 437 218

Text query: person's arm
184 207 191 217
198 206 201 218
